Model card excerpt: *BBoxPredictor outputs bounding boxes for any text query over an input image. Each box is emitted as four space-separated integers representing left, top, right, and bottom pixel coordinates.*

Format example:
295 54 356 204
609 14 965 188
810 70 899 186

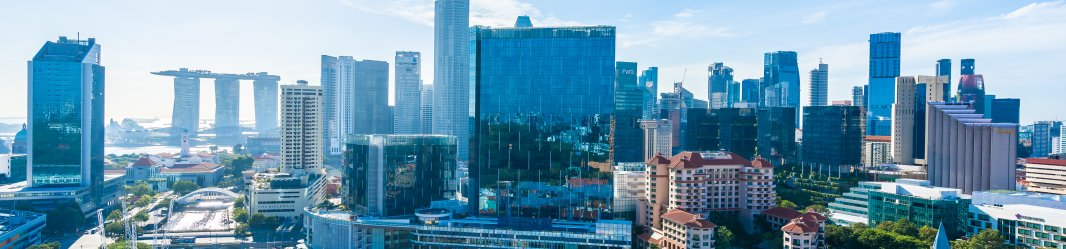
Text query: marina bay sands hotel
152 68 280 145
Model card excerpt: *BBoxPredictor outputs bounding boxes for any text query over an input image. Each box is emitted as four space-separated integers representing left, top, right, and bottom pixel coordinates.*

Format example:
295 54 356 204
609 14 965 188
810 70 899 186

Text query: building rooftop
660 209 716 229
162 162 220 174
878 180 967 200
1026 158 1066 166
971 190 1066 209
864 136 891 142
0 209 45 234
651 151 753 169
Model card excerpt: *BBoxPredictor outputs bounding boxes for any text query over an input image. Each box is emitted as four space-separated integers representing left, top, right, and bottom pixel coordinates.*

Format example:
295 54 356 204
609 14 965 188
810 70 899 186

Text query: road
68 229 113 249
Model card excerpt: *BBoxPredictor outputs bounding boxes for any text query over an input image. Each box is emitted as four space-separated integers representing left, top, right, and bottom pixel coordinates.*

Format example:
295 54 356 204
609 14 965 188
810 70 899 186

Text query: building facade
926 102 1018 193
280 81 323 175
327 56 392 156
757 107 797 165
643 151 775 230
433 0 471 160
614 61 644 163
968 190 1066 248
781 212 827 249
937 59 952 101
613 163 646 221
0 209 46 248
419 84 434 134
1033 121 1053 158
640 67 659 119
658 209 716 249
801 105 863 173
708 62 734 109
867 32 901 136
394 51 422 134
862 136 892 168
762 51 801 123
809 61 828 107
867 179 970 238
828 182 884 225
851 86 864 108
344 135 457 217
641 119 672 162
1023 158 1066 195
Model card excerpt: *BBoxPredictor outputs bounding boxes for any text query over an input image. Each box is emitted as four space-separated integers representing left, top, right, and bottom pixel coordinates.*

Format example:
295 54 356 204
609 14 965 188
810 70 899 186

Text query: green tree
105 221 125 237
28 242 62 249
133 194 153 208
222 154 255 178
106 239 151 249
805 204 829 215
826 224 860 248
248 213 281 229
234 197 245 208
107 209 124 221
125 182 155 197
715 226 735 248
918 225 938 243
134 211 149 222
171 180 200 195
233 208 249 223
953 229 1008 249
778 199 798 209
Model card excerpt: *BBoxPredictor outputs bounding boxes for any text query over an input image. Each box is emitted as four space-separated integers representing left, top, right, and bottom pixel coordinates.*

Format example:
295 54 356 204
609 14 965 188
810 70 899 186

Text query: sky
1 0 1064 124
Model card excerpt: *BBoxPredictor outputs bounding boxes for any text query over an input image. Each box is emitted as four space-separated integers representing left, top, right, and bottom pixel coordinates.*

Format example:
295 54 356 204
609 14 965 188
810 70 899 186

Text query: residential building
851 86 864 108
1033 121 1053 158
967 190 1066 248
801 105 863 173
709 62 734 109
419 84 434 134
615 61 645 163
471 21 615 218
781 212 828 249
280 80 323 176
763 51 801 123
641 119 672 162
0 209 46 248
613 163 646 221
868 179 970 238
658 209 716 249
433 0 470 160
937 59 952 101
867 32 901 135
926 102 1018 193
809 60 828 106
761 207 803 229
863 136 892 168
828 182 885 225
640 67 659 119
344 135 457 217
394 51 422 134
1023 158 1066 195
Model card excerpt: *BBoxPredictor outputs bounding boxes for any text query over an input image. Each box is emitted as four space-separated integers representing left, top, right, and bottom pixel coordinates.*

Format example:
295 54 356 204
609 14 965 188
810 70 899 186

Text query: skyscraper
640 119 672 161
28 36 105 204
926 102 1017 194
957 74 987 117
757 107 797 165
936 59 952 101
867 32 901 136
280 80 323 175
961 59 975 75
640 67 659 119
433 0 471 160
613 62 644 163
321 55 339 155
809 60 829 106
394 51 422 134
333 57 391 144
343 135 457 217
472 21 615 219
892 76 947 165
1033 121 1053 158
852 86 865 107
708 62 734 109
762 51 801 123
741 79 761 106
420 84 434 134
802 105 863 173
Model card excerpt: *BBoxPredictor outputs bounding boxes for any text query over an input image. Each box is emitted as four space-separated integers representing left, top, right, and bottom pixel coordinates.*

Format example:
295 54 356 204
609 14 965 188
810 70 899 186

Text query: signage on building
1016 213 1046 223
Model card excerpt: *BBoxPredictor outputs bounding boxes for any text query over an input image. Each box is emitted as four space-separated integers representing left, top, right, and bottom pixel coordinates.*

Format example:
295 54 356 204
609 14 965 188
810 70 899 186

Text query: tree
234 197 245 208
826 224 860 248
134 211 149 222
953 229 1008 249
107 240 151 249
105 221 125 237
171 180 200 195
222 154 254 178
107 209 124 221
805 204 829 215
233 208 249 223
134 194 153 208
778 199 798 209
715 226 735 248
248 213 281 229
125 182 155 197
28 242 61 249
918 225 938 243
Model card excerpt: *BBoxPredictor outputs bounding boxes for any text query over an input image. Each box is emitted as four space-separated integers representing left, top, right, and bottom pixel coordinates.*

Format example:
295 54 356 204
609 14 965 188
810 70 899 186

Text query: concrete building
419 84 434 134
658 209 716 249
1022 158 1066 195
863 136 892 168
280 80 323 175
433 0 471 160
926 102 1018 193
809 60 828 107
868 179 970 238
613 163 646 221
641 119 672 162
249 172 327 220
781 212 828 249
394 51 422 134
968 190 1066 248
1033 121 1054 158
0 209 46 248
892 76 948 165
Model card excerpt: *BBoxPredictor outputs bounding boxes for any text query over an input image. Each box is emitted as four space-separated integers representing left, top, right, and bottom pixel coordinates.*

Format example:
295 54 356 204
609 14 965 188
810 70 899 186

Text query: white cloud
673 8 702 18
1002 0 1066 20
651 21 733 38
803 10 829 24
339 0 582 28
928 0 957 15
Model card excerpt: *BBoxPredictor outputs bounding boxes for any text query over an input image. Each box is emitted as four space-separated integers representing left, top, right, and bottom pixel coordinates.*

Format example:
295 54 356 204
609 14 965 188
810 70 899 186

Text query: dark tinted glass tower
613 62 643 163
472 24 615 219
937 59 952 101
741 79 761 105
867 32 901 135
343 135 457 216
990 98 1020 124
757 107 797 165
801 106 863 173
28 36 105 206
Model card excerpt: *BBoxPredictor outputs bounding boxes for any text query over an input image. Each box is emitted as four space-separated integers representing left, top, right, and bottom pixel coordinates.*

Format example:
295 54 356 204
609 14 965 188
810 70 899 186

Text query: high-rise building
892 76 947 165
419 84 434 134
961 58 975 75
926 102 1017 193
957 74 987 117
708 62 734 109
763 51 801 123
433 0 471 160
809 60 829 106
1033 121 1053 158
321 55 340 155
471 22 615 219
937 59 952 101
28 36 106 205
332 57 391 146
642 152 775 230
867 32 901 136
729 81 741 108
614 62 644 163
640 67 659 119
862 136 891 168
394 52 422 134
801 105 863 173
640 119 672 161
741 79 761 106
851 86 864 107
343 135 457 217
279 80 323 175
757 107 797 165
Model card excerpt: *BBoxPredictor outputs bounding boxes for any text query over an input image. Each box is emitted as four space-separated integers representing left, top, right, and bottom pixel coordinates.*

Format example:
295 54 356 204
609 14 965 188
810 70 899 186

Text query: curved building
343 135 457 217
957 74 986 114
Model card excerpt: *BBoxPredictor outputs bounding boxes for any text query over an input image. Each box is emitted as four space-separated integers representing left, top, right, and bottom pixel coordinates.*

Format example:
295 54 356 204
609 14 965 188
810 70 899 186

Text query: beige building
1023 158 1066 195
781 212 828 249
659 209 716 249
863 136 892 168
280 80 323 175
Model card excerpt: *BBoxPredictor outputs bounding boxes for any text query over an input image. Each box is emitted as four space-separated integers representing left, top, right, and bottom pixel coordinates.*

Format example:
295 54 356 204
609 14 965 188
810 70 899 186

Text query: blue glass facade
472 25 615 219
28 37 105 208
937 59 952 101
613 62 643 163
801 106 863 170
343 135 457 217
640 67 658 119
867 32 901 135
741 79 761 105
990 98 1020 124
708 62 733 108
763 51 800 123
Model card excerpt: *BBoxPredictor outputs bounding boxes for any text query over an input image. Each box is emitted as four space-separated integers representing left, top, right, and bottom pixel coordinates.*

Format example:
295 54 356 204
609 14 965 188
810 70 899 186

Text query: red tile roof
800 212 828 222
663 151 750 169
761 207 802 220
751 158 775 169
661 209 716 229
1027 158 1066 167
781 211 827 234
864 136 891 142
131 157 157 167
646 153 670 165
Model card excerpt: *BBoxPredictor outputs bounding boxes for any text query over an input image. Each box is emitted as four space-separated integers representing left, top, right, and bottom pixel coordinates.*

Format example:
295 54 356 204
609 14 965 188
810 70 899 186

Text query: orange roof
646 153 670 165
131 157 157 167
1027 158 1066 167
751 158 775 169
661 209 716 229
800 212 828 222
781 211 827 234
865 136 891 142
761 207 802 220
661 151 750 169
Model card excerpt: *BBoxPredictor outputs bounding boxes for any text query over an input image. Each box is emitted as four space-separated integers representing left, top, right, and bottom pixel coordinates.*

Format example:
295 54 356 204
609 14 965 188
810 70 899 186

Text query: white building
781 212 828 249
249 172 327 220
968 191 1066 248
419 84 434 134
394 51 422 134
433 0 471 160
1023 158 1066 195
863 136 891 168
329 56 391 156
640 119 672 161
280 81 323 175
612 163 646 221
891 76 947 165
659 209 716 249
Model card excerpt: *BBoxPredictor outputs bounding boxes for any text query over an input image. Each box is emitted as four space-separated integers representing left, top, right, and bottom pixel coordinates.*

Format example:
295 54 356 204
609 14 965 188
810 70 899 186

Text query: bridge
174 187 240 205
152 68 281 145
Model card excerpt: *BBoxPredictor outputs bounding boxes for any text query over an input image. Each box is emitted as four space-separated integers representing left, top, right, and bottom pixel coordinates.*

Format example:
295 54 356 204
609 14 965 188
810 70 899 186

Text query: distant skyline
1 0 1064 124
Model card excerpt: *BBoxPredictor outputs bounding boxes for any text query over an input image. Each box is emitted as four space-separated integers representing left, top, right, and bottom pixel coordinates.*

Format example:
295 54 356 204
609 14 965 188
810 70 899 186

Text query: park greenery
171 180 200 195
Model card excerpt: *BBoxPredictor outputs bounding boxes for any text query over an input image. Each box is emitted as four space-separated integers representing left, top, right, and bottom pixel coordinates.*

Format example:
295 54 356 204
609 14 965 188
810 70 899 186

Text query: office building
828 182 884 225
321 55 340 155
0 155 27 184
926 102 1017 194
344 135 457 217
322 56 391 155
420 84 434 134
708 62 734 109
757 107 797 165
394 51 422 134
613 163 646 221
763 51 801 123
0 209 46 248
868 179 970 238
801 105 863 173
809 60 828 106
640 67 659 119
641 119 672 161
741 79 761 106
249 172 327 220
1033 121 1053 158
1023 158 1066 195
433 0 471 160
643 151 775 230
863 136 891 167
961 58 975 75
657 209 716 249
471 21 615 218
614 62 644 163
892 75 947 165
990 98 1020 124
957 74 987 117
851 86 864 108
968 190 1066 248
781 211 828 249
867 32 901 136
936 59 952 101
280 80 323 175
26 36 108 208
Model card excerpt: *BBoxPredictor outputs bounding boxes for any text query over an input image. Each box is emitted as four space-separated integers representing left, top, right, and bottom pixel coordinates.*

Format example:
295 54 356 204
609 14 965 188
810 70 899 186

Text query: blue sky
0 0 1063 124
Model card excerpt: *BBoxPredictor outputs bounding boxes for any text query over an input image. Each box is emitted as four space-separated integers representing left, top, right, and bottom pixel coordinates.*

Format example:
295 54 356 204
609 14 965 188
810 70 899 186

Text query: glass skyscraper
613 62 643 163
867 32 901 135
741 78 761 105
639 67 658 119
433 0 471 160
472 22 615 219
28 36 105 205
762 51 800 123
708 62 733 109
343 135 457 217
809 61 828 106
937 59 952 101
801 105 863 173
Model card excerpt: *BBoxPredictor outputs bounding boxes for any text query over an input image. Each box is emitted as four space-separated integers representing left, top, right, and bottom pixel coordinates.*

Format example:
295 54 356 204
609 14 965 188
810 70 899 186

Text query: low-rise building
1022 158 1066 195
868 179 970 239
644 151 775 230
613 162 646 221
781 212 827 249
659 209 715 249
827 182 884 225
761 207 803 229
0 209 46 248
968 190 1066 248
249 172 327 221
160 162 223 187
0 173 125 219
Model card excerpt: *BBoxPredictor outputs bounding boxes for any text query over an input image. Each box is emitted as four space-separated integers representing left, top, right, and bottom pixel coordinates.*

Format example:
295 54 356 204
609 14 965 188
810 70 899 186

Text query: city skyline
0 1 1064 125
